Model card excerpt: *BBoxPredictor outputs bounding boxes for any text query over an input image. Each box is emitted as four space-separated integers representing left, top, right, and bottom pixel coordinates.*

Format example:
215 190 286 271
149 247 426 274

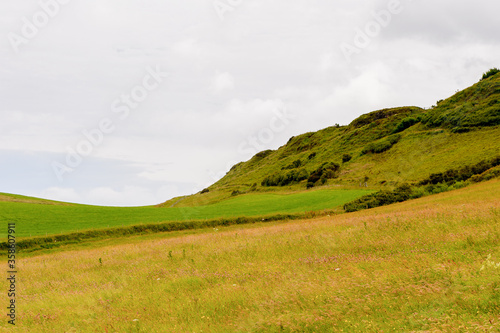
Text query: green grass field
0 188 370 238
2 179 498 332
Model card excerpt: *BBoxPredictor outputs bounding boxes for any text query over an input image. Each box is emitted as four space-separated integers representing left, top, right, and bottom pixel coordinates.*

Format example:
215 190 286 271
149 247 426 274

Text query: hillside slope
12 179 500 332
166 71 500 207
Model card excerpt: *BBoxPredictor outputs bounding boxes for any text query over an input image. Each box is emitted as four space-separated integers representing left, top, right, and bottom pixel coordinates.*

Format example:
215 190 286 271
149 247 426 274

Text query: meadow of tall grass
1 179 499 332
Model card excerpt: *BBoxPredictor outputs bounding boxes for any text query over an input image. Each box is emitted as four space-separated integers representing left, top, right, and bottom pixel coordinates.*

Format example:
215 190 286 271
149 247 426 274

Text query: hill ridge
168 71 500 207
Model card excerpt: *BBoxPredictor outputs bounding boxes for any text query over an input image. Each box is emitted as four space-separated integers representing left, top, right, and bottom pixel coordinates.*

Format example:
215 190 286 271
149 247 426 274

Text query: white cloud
210 71 235 93
172 38 203 58
33 185 187 207
38 187 81 203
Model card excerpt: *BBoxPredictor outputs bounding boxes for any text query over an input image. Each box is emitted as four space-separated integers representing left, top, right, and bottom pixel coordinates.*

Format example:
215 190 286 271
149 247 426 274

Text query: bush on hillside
261 168 310 187
392 116 420 133
254 150 274 159
344 183 416 212
306 162 341 188
342 153 352 163
344 156 500 213
361 134 401 155
481 68 500 81
282 159 303 170
418 156 500 186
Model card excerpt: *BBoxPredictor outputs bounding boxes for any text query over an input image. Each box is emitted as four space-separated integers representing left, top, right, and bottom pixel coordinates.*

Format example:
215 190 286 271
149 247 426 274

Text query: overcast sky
1 0 499 206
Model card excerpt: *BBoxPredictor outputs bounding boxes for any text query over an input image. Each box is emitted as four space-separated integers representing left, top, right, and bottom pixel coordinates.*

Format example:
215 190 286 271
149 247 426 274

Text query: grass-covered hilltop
168 69 500 207
0 70 499 332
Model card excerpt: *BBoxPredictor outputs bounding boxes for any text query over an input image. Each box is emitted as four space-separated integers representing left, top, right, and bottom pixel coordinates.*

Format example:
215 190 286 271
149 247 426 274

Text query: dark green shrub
345 156 500 213
393 117 420 133
296 168 310 181
254 150 274 159
419 156 500 186
306 162 341 188
361 135 400 155
261 173 283 186
201 188 209 194
262 168 310 187
481 68 500 81
308 152 316 160
362 141 392 154
282 159 303 170
393 183 412 201
307 171 322 184
387 134 401 145
342 153 352 163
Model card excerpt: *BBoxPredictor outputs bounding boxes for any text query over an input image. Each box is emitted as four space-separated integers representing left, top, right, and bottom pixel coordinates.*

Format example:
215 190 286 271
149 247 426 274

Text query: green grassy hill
1 70 499 242
174 71 500 207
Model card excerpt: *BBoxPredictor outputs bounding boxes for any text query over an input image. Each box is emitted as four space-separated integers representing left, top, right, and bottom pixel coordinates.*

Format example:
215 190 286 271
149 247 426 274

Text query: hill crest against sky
165 71 500 207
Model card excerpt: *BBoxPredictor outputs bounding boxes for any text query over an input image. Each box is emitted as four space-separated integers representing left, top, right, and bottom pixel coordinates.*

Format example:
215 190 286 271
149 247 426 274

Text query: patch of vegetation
481 68 500 81
344 184 413 212
361 134 401 155
344 156 500 212
418 156 500 186
282 159 303 170
254 150 274 159
281 132 320 155
261 168 310 187
350 107 420 129
307 162 340 189
342 153 352 163
392 116 421 133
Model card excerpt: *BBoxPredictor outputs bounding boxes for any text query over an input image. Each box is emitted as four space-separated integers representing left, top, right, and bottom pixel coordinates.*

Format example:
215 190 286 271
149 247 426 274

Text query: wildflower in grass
480 254 500 271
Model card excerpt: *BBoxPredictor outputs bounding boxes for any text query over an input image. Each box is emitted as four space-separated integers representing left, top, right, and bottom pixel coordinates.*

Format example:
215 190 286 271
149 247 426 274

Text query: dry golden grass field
1 179 499 332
